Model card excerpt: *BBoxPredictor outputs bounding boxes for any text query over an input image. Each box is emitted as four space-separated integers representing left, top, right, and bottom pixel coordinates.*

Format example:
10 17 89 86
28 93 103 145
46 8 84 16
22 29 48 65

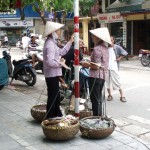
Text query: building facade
104 0 150 55
0 5 45 45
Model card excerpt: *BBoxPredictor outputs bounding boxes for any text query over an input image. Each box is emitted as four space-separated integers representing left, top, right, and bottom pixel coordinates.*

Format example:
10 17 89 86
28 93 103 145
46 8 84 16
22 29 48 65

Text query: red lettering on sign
112 15 121 20
99 16 107 20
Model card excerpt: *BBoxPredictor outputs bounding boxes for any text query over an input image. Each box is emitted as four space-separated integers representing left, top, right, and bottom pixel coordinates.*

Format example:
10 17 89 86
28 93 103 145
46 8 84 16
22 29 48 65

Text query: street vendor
81 27 111 116
43 21 74 119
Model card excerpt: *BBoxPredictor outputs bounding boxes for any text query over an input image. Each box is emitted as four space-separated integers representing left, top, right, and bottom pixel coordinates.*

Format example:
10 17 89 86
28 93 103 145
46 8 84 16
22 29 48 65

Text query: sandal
107 95 113 101
120 97 127 102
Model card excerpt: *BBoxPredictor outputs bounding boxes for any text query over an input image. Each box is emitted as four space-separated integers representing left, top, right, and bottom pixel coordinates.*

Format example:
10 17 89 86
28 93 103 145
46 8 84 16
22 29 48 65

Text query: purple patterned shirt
90 44 109 80
43 37 72 78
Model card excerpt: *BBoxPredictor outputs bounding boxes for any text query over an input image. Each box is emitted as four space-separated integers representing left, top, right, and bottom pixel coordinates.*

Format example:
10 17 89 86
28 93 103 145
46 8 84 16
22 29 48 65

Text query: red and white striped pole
74 0 80 117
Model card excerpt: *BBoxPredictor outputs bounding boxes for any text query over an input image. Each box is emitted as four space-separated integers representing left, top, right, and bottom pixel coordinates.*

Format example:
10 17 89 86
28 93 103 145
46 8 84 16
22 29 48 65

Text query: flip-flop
107 95 113 101
120 97 127 102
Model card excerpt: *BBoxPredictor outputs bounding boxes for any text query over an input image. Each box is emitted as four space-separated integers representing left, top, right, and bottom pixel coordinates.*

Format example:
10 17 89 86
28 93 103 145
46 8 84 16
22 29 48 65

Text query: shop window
110 22 123 39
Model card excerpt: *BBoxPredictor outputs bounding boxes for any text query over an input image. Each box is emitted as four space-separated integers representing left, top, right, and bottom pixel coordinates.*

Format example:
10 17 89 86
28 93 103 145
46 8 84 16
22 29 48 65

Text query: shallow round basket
41 121 79 140
80 116 115 139
31 104 46 122
79 110 93 120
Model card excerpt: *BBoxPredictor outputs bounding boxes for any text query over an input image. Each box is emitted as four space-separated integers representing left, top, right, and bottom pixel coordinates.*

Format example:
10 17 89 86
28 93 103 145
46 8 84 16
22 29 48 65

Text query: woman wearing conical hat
43 21 74 119
81 27 111 116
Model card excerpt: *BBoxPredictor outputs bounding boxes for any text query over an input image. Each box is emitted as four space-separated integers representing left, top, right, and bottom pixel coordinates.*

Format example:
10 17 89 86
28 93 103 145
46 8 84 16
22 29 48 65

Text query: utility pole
74 0 79 117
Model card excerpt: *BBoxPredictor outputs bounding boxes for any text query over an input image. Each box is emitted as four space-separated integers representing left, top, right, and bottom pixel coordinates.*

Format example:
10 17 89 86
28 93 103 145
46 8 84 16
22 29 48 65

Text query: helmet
31 33 36 37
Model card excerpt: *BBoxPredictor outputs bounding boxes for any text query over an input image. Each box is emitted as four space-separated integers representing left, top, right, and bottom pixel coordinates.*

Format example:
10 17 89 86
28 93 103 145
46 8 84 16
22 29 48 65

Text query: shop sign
97 12 123 23
0 19 33 27
123 20 127 48
0 5 40 18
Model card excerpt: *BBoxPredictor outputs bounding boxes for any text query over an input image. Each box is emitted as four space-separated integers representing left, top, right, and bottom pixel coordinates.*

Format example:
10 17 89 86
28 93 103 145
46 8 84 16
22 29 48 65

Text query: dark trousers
89 77 105 116
45 77 62 119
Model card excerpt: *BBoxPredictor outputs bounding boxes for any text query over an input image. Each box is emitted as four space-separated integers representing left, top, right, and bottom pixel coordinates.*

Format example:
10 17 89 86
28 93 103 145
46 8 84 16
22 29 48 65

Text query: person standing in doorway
105 36 128 102
43 21 74 119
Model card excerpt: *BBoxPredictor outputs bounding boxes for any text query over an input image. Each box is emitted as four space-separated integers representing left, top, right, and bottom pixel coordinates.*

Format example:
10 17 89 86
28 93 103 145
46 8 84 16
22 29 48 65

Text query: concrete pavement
0 88 150 150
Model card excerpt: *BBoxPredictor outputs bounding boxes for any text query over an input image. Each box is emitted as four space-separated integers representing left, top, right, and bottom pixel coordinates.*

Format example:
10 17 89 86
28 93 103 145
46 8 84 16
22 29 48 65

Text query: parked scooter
139 49 150 66
0 58 9 90
2 49 37 86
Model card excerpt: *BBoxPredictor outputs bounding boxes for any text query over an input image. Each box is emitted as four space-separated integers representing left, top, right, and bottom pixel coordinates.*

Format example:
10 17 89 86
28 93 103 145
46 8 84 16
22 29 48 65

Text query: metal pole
74 0 79 117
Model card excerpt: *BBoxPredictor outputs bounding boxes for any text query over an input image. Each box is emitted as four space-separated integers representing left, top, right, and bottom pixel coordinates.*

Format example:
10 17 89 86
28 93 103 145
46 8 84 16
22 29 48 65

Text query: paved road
1 47 150 143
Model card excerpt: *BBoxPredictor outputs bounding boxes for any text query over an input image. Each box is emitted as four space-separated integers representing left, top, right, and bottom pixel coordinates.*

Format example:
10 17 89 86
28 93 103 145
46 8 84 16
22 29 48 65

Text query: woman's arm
59 35 74 56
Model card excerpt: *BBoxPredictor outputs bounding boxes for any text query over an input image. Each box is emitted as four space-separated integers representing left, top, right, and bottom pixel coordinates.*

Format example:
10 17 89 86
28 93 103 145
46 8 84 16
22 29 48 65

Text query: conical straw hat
43 21 64 37
90 27 112 44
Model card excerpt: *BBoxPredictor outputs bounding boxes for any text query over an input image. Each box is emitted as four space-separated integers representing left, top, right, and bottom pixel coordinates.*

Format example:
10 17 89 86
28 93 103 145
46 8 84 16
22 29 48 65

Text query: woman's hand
70 34 74 43
60 58 66 63
60 58 71 70
81 61 90 68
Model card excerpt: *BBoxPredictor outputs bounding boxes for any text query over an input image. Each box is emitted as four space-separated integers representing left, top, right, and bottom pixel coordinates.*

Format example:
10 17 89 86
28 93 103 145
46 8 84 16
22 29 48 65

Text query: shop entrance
133 20 150 55
0 28 23 46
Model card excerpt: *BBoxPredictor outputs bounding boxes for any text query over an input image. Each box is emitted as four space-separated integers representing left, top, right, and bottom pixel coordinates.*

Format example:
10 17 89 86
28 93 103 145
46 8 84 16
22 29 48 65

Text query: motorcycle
0 40 10 49
2 49 37 86
60 61 92 111
139 49 150 66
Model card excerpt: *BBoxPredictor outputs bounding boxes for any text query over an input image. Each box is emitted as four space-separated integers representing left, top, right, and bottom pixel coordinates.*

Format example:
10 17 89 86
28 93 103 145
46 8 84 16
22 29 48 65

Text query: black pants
45 77 62 119
89 77 105 116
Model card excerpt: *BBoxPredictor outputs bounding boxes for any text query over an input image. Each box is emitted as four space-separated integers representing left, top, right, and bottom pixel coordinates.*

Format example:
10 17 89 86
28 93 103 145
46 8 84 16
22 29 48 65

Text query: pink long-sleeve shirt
43 37 72 78
90 44 109 80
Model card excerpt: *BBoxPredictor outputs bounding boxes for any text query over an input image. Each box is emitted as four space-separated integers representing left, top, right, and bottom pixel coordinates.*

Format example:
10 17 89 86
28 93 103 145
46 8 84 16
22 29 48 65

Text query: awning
106 0 144 13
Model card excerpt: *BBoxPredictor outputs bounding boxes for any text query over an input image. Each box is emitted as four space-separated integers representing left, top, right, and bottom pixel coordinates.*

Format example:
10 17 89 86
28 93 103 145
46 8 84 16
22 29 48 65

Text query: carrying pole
74 0 80 117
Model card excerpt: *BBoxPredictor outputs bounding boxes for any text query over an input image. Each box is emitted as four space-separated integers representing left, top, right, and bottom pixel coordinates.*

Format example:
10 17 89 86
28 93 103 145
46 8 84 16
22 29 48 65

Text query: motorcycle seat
13 59 29 66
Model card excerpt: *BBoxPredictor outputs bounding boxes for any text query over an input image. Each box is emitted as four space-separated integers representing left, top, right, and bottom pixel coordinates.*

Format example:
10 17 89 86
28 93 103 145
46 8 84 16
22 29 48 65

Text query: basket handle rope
35 82 47 105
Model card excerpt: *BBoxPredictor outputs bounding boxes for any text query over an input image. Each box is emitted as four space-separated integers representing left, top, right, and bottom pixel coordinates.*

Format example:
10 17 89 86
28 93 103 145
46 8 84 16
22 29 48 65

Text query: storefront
97 12 126 46
104 0 150 55
123 12 150 55
0 5 42 45
0 19 34 45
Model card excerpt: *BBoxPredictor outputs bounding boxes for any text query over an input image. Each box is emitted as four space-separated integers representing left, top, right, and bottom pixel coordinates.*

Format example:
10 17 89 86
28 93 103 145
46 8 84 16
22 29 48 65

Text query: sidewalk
0 88 150 150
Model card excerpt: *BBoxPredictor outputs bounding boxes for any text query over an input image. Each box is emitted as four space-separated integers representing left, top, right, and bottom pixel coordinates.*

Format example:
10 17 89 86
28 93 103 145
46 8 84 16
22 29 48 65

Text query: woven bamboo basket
79 110 93 119
41 121 79 140
80 116 115 139
31 104 46 122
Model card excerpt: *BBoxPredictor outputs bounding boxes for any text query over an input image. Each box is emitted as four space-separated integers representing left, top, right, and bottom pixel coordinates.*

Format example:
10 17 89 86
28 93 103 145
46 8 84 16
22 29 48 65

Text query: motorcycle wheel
25 71 37 86
0 85 4 90
141 55 150 66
